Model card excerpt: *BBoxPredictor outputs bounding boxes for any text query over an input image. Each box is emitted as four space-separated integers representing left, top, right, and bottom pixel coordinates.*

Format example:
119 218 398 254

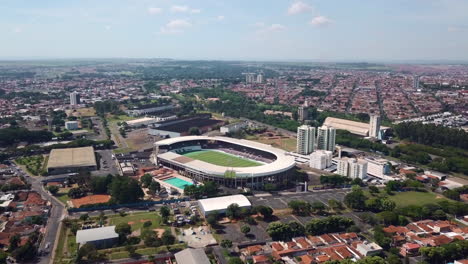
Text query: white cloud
13 27 22 33
171 5 201 14
268 24 286 32
447 26 466 32
254 22 265 28
310 16 333 27
104 25 111 31
148 7 162 15
288 1 313 15
160 19 192 34
217 15 225 21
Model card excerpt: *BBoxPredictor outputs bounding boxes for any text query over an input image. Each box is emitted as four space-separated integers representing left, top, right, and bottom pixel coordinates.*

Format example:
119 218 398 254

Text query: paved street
13 163 66 264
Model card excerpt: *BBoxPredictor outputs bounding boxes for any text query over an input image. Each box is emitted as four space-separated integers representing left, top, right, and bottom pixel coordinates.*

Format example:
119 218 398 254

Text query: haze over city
2 0 468 61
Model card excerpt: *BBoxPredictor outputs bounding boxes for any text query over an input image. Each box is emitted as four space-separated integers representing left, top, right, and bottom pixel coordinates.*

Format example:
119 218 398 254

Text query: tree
110 177 144 203
140 173 153 187
188 127 201 135
160 206 170 223
221 239 233 248
328 199 342 211
8 234 20 252
305 216 354 235
288 200 311 216
241 225 251 235
0 250 7 264
344 187 367 210
47 185 59 195
125 245 137 257
90 175 113 194
310 201 326 214
226 203 241 219
149 181 161 194
288 221 306 237
228 257 243 264
386 254 402 264
206 212 219 226
115 223 132 241
255 205 274 219
267 222 293 241
68 187 87 199
11 242 37 262
369 186 380 195
161 230 175 245
79 214 89 221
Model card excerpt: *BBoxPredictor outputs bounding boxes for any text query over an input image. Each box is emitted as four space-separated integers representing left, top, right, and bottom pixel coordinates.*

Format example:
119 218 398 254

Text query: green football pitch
182 150 262 167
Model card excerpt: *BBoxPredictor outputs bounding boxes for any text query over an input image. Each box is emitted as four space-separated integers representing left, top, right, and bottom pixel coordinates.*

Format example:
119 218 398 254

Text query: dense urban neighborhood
0 59 467 264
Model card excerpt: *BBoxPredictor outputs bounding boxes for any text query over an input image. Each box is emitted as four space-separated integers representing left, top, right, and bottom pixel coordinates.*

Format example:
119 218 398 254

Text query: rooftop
198 194 251 212
76 226 118 244
47 146 96 169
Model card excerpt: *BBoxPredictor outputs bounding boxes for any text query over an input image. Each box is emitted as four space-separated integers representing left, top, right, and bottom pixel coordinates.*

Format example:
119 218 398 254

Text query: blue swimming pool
164 177 193 189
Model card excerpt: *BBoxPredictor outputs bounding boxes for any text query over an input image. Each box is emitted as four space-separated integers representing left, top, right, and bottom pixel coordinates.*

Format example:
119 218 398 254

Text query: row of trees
0 127 53 147
394 122 468 149
266 216 354 241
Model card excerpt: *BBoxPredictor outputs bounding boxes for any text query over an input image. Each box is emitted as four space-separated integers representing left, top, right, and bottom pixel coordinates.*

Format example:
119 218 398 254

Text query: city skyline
2 0 468 61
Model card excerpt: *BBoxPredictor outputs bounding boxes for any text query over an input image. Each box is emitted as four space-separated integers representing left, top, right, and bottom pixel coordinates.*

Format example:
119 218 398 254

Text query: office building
369 115 381 138
317 125 336 152
309 150 333 170
365 158 391 178
70 92 80 106
297 125 316 155
336 157 368 179
298 106 308 122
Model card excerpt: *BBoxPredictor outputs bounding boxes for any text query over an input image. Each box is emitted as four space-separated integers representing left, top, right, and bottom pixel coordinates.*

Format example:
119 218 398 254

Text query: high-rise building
309 150 333 169
70 92 80 106
317 125 336 152
336 157 368 179
245 73 255 84
414 75 420 89
369 114 381 138
296 125 316 155
256 73 264 83
298 106 308 122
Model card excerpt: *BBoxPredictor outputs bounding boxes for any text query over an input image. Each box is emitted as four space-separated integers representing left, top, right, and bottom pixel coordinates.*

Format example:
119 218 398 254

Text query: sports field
182 150 262 167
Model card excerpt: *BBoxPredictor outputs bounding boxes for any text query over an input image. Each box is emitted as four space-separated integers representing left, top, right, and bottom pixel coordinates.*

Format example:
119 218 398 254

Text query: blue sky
1 0 468 61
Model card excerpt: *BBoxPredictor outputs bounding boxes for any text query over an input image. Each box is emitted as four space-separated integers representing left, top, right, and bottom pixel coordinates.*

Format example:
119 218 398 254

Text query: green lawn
387 191 447 207
56 193 70 204
108 212 162 231
182 150 262 167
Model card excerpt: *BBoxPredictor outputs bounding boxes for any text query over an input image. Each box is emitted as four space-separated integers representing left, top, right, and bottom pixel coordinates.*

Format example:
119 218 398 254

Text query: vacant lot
388 191 447 207
250 137 296 152
183 150 261 167
109 212 162 231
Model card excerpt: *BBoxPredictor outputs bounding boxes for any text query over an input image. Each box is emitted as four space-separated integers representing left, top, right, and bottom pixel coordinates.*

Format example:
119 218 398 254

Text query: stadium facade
154 136 296 190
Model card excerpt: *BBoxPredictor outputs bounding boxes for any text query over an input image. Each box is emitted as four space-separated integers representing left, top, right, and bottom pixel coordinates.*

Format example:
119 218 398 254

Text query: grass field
109 212 163 231
387 191 447 207
183 150 262 167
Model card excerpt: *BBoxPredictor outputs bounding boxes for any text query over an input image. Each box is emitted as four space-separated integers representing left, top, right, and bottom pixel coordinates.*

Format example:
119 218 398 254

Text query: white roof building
76 226 119 248
198 194 251 217
175 248 210 264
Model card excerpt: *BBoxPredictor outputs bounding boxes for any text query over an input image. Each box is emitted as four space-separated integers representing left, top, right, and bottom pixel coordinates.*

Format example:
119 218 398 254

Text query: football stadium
154 136 296 189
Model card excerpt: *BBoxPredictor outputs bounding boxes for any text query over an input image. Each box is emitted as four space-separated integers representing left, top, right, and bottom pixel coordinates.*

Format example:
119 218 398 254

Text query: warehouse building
198 194 251 217
46 146 97 175
76 226 119 249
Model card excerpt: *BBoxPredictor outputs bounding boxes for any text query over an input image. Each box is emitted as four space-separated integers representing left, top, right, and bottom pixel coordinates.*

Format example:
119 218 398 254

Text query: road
12 162 66 264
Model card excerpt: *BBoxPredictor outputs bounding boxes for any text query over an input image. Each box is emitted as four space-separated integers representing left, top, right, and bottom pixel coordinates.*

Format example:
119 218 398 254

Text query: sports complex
154 136 296 189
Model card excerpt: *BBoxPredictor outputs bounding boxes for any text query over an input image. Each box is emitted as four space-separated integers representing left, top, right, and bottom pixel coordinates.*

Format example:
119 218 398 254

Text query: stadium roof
47 146 97 169
174 248 210 264
198 194 251 213
323 117 389 137
156 136 296 177
76 226 118 244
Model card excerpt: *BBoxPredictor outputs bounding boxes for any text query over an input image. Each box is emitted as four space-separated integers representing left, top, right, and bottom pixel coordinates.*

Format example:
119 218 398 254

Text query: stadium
154 136 296 190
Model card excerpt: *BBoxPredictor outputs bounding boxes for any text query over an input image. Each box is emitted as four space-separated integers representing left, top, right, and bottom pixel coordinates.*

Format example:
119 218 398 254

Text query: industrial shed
174 248 210 264
46 146 97 175
198 194 251 217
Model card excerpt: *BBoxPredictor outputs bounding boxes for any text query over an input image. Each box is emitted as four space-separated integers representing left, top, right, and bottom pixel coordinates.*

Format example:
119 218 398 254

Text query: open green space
108 212 162 231
15 155 45 176
182 150 262 167
387 191 447 207
56 193 70 205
